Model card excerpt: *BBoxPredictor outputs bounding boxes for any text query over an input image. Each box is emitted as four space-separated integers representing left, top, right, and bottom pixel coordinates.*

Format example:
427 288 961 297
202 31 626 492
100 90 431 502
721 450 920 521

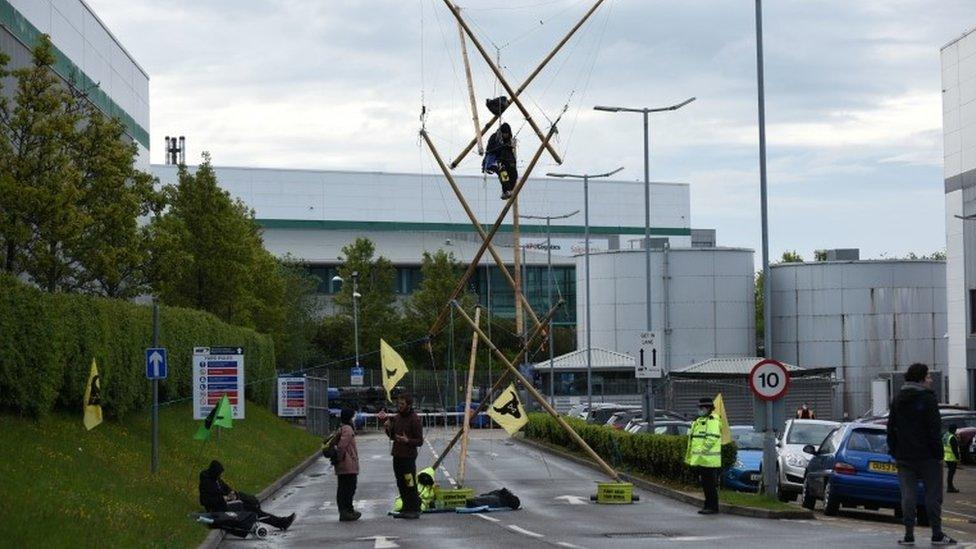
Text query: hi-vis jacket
943 432 959 463
685 414 722 468
394 466 437 512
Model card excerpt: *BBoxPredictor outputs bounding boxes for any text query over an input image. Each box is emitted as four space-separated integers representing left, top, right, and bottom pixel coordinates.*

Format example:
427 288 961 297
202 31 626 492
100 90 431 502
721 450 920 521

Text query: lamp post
332 271 361 368
547 168 623 413
520 209 580 407
594 96 695 430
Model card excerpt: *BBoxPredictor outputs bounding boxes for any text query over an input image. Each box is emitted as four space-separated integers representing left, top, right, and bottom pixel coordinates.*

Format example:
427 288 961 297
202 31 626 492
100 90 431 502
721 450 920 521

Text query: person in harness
198 460 295 531
482 123 518 200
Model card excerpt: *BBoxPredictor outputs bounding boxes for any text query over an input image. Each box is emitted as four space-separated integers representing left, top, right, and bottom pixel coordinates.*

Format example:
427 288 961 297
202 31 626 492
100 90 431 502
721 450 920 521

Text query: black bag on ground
466 487 521 510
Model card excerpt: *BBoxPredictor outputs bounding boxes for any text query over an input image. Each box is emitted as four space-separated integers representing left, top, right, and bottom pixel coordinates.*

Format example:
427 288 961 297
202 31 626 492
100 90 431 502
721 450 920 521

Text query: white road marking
945 508 976 521
474 513 500 522
554 495 588 505
357 536 399 548
507 525 544 538
425 438 458 487
556 542 586 549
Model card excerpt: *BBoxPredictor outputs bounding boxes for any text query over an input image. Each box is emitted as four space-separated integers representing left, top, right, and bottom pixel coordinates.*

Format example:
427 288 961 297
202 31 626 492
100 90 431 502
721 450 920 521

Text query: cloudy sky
89 0 974 263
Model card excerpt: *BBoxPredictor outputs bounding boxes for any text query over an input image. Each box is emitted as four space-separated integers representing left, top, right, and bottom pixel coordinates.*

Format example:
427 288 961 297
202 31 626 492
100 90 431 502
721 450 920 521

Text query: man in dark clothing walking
378 393 424 519
886 363 956 546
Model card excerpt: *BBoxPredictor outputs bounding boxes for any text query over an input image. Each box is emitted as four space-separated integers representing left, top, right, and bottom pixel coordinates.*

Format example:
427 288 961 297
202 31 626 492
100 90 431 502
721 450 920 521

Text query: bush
524 413 736 486
0 275 275 418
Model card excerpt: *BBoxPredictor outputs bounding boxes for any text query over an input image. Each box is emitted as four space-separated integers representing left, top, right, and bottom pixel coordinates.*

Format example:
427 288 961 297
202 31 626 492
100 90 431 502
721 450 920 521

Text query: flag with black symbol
194 393 233 440
83 358 103 431
380 339 408 402
487 383 528 435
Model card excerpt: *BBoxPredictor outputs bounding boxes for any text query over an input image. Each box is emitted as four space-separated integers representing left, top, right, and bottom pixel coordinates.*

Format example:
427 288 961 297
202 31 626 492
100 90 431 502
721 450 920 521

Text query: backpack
466 487 521 510
321 430 343 466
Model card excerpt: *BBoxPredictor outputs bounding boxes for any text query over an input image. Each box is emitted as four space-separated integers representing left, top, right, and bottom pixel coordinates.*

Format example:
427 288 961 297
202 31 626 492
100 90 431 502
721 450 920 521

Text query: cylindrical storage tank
575 247 755 370
770 260 947 417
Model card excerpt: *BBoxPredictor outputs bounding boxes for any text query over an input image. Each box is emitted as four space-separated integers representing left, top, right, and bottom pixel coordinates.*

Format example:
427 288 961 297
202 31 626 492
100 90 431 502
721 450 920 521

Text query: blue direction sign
146 348 168 380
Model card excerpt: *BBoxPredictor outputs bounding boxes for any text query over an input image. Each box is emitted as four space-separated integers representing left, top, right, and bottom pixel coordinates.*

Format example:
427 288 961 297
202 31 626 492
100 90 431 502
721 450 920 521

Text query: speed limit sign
748 359 791 401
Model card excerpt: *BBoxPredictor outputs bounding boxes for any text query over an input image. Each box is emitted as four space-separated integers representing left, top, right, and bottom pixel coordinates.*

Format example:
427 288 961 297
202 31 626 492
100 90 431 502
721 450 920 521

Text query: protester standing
887 363 956 546
378 393 424 519
334 408 361 522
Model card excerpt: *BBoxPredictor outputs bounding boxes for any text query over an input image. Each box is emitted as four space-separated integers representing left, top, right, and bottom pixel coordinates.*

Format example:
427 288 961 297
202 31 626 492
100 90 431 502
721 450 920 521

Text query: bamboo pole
513 197 523 342
427 121 558 339
457 19 484 156
452 301 621 482
443 0 562 165
457 307 481 486
419 130 542 329
431 300 561 470
449 0 607 168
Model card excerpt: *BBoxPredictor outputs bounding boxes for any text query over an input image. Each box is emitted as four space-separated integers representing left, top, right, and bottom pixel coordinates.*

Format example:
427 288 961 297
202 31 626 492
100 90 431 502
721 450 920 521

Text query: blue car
800 423 926 520
723 426 763 492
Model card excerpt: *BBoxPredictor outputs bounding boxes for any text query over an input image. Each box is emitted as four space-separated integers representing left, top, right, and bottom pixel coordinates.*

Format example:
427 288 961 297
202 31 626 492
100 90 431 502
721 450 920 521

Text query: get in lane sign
748 359 791 401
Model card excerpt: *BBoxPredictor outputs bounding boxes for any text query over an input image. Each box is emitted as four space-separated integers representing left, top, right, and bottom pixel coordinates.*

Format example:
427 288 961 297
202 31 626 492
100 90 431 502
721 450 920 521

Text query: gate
306 375 331 437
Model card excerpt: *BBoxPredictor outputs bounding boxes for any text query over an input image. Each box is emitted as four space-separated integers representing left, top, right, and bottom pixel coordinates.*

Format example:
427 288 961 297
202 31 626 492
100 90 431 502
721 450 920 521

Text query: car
626 420 691 435
723 426 763 492
861 407 976 463
774 419 840 501
587 404 641 425
801 423 927 520
622 410 689 432
565 403 621 422
606 409 643 430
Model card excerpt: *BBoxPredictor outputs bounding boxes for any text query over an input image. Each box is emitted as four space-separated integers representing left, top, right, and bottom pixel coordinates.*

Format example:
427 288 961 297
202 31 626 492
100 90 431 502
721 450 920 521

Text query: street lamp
547 168 623 413
332 271 361 368
520 209 580 407
594 96 695 430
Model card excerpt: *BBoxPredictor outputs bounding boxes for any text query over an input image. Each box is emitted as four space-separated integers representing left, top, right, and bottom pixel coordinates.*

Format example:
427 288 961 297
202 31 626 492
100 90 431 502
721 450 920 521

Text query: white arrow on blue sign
146 348 168 380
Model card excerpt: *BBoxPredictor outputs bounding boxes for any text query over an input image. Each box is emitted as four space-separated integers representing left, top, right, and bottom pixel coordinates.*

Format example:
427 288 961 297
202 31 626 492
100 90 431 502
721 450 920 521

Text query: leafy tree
903 250 946 260
404 250 477 369
755 271 764 357
779 250 803 263
814 249 827 262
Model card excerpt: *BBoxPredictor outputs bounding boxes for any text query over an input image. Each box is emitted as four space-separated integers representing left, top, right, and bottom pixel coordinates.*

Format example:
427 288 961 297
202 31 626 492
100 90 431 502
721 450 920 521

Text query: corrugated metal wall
668 375 836 425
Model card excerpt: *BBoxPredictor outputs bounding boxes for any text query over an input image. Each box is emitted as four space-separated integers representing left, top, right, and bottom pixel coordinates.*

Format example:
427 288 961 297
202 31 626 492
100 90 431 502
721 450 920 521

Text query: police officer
944 424 961 494
686 397 722 514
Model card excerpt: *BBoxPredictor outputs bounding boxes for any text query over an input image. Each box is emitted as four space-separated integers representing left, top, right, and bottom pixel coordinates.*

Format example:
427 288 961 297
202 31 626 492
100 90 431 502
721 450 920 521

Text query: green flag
194 394 233 440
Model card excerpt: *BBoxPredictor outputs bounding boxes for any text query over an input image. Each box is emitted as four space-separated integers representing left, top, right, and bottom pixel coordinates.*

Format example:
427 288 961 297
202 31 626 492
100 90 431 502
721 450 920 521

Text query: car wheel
916 506 930 527
823 480 840 516
801 480 816 510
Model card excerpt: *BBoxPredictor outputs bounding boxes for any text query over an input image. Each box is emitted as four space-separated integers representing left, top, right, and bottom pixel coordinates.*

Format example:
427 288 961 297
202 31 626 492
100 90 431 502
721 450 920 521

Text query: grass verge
0 401 319 548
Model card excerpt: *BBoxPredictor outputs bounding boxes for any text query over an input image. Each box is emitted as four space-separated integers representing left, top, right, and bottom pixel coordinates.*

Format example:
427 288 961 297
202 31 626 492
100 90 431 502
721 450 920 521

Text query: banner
380 339 408 401
83 358 103 431
487 383 528 435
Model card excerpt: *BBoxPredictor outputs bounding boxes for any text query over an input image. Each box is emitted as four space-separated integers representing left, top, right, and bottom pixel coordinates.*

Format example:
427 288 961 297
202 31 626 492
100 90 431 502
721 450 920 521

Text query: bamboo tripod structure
421 0 620 483
457 307 481 486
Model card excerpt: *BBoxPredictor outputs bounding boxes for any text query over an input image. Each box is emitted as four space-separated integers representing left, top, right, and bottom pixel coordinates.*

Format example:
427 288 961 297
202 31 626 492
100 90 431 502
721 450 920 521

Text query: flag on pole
487 383 529 435
83 358 103 431
713 393 733 445
380 339 409 402
194 394 233 440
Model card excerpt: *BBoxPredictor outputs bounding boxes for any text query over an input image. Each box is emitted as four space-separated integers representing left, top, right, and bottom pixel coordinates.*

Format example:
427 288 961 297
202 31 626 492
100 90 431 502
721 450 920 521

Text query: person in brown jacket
335 408 361 522
377 393 424 519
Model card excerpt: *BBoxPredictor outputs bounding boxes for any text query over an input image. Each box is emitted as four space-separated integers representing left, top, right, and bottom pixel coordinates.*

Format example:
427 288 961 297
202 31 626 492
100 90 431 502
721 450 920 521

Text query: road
221 429 970 548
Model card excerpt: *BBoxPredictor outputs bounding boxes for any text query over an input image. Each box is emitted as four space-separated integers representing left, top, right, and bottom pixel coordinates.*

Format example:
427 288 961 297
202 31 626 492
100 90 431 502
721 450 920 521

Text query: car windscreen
787 423 837 445
732 430 763 450
845 429 889 454
944 416 976 429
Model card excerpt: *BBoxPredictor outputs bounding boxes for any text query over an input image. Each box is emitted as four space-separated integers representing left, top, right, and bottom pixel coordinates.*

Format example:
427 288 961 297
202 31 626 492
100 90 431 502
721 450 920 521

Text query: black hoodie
199 460 232 512
886 382 944 461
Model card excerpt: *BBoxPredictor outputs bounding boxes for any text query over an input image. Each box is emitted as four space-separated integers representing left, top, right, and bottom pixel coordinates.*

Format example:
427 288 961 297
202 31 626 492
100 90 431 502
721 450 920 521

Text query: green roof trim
255 218 692 236
0 0 150 149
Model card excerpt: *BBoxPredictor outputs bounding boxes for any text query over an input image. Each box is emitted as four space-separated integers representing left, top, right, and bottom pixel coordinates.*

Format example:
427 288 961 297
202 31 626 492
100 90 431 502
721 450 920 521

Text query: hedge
524 413 737 486
0 275 275 418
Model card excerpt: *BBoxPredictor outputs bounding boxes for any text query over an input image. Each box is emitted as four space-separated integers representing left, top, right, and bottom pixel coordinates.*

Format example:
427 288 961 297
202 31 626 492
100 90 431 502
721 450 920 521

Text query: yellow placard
487 383 528 435
380 339 409 401
596 482 633 504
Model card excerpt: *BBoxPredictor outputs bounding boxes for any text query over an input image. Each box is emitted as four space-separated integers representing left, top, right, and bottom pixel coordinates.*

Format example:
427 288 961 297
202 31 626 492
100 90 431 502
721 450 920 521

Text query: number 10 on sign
749 359 791 401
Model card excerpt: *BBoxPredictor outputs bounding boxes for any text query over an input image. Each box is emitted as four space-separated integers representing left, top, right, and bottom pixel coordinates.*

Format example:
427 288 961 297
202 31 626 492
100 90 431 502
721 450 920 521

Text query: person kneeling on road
685 397 721 515
394 467 437 512
198 460 295 531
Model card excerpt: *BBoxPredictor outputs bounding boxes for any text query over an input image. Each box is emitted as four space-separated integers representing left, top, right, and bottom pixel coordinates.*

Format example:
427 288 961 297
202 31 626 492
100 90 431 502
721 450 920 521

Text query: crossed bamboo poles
422 0 620 482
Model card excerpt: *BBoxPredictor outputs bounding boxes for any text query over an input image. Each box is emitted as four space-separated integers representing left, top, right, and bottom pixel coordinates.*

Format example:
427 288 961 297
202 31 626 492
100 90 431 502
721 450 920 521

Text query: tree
814 250 827 262
780 250 803 263
903 250 946 261
754 271 764 357
404 250 477 369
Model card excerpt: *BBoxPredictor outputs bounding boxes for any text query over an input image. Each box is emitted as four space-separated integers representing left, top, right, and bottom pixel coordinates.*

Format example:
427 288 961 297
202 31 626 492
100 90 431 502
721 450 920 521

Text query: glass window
846 429 888 454
731 428 764 450
818 428 843 454
787 422 838 446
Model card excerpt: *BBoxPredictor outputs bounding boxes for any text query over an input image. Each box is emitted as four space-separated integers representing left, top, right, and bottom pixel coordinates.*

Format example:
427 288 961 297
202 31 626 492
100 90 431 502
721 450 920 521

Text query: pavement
220 428 974 549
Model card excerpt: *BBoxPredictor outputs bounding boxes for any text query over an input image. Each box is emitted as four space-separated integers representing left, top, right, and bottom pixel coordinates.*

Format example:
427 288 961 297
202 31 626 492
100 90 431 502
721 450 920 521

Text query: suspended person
685 397 722 515
334 408 362 521
482 123 518 200
198 460 296 530
944 424 961 494
377 393 424 519
795 402 816 419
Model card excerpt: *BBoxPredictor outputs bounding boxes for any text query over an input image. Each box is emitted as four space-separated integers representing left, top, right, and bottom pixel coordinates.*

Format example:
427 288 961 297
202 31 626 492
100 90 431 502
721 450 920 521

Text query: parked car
863 407 976 463
774 419 840 501
801 423 927 520
606 409 644 430
626 420 691 435
723 426 763 492
565 403 621 422
622 410 689 432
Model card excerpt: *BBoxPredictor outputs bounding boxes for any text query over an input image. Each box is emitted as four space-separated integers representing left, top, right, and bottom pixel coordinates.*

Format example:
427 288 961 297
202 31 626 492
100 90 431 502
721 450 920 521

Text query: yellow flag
713 393 732 445
380 339 408 401
83 358 103 431
487 383 528 435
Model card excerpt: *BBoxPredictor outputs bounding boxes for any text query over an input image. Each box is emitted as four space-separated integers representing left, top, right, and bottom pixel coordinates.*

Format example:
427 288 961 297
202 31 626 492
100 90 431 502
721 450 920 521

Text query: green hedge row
524 413 737 486
0 275 275 418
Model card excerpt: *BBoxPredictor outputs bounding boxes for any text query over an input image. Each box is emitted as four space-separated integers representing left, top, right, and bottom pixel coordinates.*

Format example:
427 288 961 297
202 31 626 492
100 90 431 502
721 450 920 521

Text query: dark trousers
393 457 421 513
896 459 943 536
228 491 291 529
498 164 517 193
337 474 358 512
947 461 958 490
694 466 719 511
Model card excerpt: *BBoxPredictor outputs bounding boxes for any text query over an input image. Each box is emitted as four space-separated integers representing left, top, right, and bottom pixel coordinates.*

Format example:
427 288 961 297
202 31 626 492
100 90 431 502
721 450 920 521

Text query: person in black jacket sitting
199 460 296 530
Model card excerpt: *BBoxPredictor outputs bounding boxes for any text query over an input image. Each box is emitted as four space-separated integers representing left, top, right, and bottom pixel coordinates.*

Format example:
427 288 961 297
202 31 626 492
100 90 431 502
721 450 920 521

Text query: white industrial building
574 247 756 370
770 254 947 417
943 27 976 406
1 0 150 165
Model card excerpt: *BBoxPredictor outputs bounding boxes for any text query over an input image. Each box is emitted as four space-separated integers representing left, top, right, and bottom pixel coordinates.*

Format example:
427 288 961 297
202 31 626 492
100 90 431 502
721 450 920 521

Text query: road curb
198 450 323 549
514 436 814 520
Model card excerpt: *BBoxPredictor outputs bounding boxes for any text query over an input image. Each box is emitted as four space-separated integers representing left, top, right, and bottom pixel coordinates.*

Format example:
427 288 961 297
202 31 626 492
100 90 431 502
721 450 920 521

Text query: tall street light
547 168 623 413
520 209 580 407
594 96 695 430
332 271 362 368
